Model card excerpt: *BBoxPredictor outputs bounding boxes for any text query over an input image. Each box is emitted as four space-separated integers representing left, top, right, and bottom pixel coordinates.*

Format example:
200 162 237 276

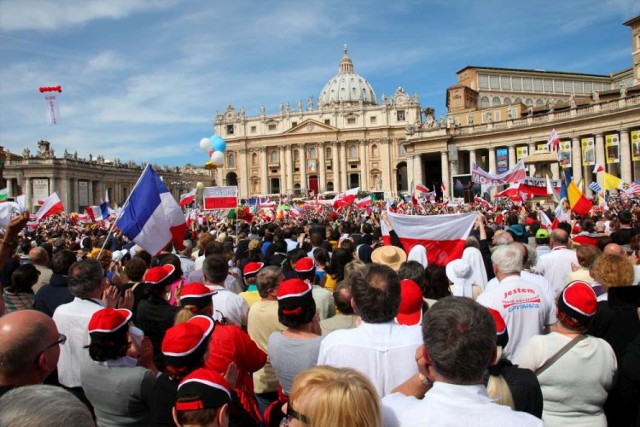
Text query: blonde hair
343 260 366 281
486 347 515 409
289 366 382 427
593 253 634 289
175 306 197 325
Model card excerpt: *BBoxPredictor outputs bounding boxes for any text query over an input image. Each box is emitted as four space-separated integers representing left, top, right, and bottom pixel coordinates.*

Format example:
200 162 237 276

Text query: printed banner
32 179 49 206
516 146 529 162
536 142 547 151
496 148 509 174
581 137 595 166
78 180 89 206
472 159 526 187
632 130 640 162
558 140 572 168
520 177 561 197
605 133 620 164
308 160 317 173
203 186 238 210
44 94 60 125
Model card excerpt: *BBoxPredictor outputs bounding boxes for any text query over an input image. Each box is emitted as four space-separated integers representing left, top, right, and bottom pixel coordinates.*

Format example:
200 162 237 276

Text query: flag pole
97 164 151 258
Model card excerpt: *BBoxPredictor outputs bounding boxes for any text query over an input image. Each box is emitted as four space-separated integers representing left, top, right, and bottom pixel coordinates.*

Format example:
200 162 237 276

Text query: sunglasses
35 333 67 362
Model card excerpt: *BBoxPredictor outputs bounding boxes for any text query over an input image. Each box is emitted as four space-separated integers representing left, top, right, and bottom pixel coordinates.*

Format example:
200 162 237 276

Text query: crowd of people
0 198 639 426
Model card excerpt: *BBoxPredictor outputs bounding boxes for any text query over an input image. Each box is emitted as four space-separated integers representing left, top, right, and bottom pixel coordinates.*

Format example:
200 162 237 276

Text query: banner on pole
203 186 238 210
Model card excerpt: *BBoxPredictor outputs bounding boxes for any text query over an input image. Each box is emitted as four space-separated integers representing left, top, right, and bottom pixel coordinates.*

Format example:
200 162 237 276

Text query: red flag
547 129 560 151
34 192 64 222
179 189 196 208
416 184 429 194
333 187 359 210
381 211 477 265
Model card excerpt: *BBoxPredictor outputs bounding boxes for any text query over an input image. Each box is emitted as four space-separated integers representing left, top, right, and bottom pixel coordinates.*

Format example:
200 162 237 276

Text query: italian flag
381 211 477 265
0 188 8 202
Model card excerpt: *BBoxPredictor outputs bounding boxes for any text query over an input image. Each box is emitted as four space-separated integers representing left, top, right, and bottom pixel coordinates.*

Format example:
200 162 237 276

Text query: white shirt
209 284 249 328
317 321 422 397
485 271 556 306
53 297 105 388
382 382 543 427
476 275 555 359
534 246 578 294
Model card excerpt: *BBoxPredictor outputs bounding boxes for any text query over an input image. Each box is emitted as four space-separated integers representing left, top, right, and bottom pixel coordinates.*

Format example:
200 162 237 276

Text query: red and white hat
88 308 132 336
176 368 231 411
144 264 176 288
243 262 264 277
179 282 216 311
396 279 423 326
487 307 509 348
294 257 315 273
558 281 597 328
162 315 214 364
277 278 314 316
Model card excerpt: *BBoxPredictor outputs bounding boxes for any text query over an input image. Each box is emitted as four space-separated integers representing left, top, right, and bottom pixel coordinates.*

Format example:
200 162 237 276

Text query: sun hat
370 246 407 271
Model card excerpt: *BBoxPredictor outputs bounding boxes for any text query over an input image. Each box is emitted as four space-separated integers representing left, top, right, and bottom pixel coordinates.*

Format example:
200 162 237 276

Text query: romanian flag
567 181 593 216
603 172 623 191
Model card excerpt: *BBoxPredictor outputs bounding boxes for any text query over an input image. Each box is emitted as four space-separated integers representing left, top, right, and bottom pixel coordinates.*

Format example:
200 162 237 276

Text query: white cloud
86 51 126 73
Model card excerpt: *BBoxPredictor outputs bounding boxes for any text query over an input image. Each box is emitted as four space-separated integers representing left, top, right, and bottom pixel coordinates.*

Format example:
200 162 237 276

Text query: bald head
550 229 569 247
603 243 625 256
0 310 60 386
28 247 49 266
493 230 514 246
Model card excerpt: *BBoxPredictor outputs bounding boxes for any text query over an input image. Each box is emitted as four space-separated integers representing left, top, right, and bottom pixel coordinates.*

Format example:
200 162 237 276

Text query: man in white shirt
534 229 577 294
203 254 249 329
382 297 542 427
477 245 555 359
317 263 422 397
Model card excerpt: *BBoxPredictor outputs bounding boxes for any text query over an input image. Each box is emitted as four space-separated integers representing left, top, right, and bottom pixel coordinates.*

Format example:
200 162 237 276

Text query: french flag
34 192 64 222
116 165 186 255
179 189 196 208
333 187 359 210
381 211 477 266
86 202 109 222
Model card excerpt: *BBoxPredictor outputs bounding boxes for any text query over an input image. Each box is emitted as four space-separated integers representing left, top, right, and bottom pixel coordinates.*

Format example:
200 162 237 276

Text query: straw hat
371 246 407 271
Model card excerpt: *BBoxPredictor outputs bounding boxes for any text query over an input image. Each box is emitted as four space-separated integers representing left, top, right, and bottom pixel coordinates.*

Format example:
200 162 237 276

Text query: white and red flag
546 129 560 151
202 186 237 210
332 187 359 210
381 211 477 265
416 184 429 194
179 189 196 208
34 192 64 222
593 163 605 174
355 196 372 209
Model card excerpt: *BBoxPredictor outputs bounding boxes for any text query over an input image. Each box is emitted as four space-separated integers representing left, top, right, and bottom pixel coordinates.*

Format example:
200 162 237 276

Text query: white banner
32 179 49 206
78 180 89 206
472 159 526 187
44 94 60 125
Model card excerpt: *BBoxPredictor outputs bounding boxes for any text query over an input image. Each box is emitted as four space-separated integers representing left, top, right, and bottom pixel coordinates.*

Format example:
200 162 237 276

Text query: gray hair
0 385 94 427
494 231 514 246
524 243 536 269
256 266 282 298
491 245 522 274
422 297 495 383
67 259 103 298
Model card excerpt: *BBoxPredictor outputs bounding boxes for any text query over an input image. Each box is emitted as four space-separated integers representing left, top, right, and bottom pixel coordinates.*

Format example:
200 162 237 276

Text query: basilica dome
318 46 377 107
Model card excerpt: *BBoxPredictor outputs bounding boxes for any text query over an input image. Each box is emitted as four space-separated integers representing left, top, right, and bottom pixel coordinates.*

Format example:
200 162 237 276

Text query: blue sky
1 0 638 167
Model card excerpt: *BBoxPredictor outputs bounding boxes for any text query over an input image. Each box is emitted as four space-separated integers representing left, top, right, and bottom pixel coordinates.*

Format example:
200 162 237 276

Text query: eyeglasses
35 333 66 362
282 402 309 425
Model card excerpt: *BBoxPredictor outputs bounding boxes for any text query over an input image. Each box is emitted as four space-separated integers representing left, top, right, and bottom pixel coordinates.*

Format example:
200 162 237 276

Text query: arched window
371 144 379 158
492 96 501 106
503 97 512 105
349 145 357 158
228 153 235 168
327 181 334 191
270 150 278 164
525 98 533 106
325 147 332 159
293 149 299 161
480 96 490 108
309 147 316 159
252 153 258 166
399 144 406 156
535 99 544 106
514 97 522 104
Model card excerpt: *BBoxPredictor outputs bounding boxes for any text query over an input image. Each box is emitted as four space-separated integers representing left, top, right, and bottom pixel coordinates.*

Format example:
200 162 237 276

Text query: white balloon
199 138 211 152
212 151 224 166
196 182 204 190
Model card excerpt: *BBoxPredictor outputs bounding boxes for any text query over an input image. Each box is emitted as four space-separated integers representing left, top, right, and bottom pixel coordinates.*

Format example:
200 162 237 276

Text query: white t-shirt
383 382 543 427
486 271 556 305
534 247 578 294
317 321 422 397
513 332 617 427
477 275 555 359
209 284 249 328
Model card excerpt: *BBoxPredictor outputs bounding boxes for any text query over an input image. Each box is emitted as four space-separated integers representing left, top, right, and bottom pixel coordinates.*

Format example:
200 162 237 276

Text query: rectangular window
226 124 234 135
544 79 552 92
324 119 330 125
584 81 592 94
268 124 276 131
500 75 511 90
494 111 501 121
533 78 543 91
291 121 297 127
574 81 584 94
512 77 522 91
250 126 257 134
490 75 500 90
478 74 489 89
397 110 405 121
347 117 356 125
370 116 377 124
553 79 563 93
564 80 573 93
522 78 532 91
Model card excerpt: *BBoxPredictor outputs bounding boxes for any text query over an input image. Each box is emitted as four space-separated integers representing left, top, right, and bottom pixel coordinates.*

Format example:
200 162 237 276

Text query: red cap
179 283 216 310
144 264 176 287
176 368 231 411
162 315 214 358
294 257 315 273
243 262 264 276
487 307 509 348
396 279 423 326
88 308 132 334
558 281 597 327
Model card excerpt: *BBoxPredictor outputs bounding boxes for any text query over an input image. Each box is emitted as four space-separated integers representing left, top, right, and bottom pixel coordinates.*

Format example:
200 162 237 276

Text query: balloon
199 138 211 152
211 135 227 153
196 182 204 190
208 150 214 157
204 161 217 170
212 151 224 167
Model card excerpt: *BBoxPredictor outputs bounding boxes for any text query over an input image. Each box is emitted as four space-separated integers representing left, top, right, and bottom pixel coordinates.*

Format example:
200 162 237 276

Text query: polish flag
355 196 372 209
593 163 605 174
179 189 196 208
381 211 477 265
416 184 429 194
34 192 64 222
547 129 560 151
440 182 446 193
333 187 359 210
539 210 553 230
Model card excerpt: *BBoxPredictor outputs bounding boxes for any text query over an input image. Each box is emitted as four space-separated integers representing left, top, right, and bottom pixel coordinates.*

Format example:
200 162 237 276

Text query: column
285 146 293 195
88 180 94 206
260 148 268 194
488 147 496 196
6 180 12 197
508 145 516 168
25 178 32 210
528 143 536 176
469 149 477 171
620 128 632 184
414 154 423 186
441 151 450 199
299 144 307 194
595 133 605 190
239 149 249 198
279 146 286 195
72 178 79 211
50 176 56 196
359 141 369 190
571 137 583 190
406 155 415 191
318 143 326 193
551 163 560 181
339 142 347 190
332 142 340 192
65 178 73 212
